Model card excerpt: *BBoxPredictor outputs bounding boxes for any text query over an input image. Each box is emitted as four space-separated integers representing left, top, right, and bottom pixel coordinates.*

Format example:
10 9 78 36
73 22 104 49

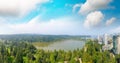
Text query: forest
0 37 119 63
0 34 90 42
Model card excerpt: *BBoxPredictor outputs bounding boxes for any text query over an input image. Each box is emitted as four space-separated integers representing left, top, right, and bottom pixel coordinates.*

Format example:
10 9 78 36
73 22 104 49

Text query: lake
36 40 85 51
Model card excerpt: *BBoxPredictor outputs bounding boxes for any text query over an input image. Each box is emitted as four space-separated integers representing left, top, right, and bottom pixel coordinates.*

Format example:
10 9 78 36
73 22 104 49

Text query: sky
0 0 119 35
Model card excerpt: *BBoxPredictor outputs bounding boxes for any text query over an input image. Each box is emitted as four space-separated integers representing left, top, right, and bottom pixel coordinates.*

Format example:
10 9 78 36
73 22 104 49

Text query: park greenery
0 35 119 63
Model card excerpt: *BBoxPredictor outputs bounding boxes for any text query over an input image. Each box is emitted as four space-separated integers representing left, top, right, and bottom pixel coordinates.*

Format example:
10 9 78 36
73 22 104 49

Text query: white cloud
84 11 104 29
0 17 7 25
0 0 49 17
1 16 82 35
72 4 81 12
106 17 116 26
0 17 13 34
78 0 112 14
109 26 120 33
0 16 111 35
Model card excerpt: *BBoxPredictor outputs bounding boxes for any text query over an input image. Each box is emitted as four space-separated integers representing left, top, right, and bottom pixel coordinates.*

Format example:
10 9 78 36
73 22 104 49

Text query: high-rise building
113 35 120 54
97 35 103 44
104 34 108 45
97 35 104 44
117 36 120 54
102 34 113 51
113 35 117 54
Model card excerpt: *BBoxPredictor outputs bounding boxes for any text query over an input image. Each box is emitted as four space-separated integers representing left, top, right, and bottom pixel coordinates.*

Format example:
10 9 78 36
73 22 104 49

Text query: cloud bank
0 16 83 35
0 0 49 17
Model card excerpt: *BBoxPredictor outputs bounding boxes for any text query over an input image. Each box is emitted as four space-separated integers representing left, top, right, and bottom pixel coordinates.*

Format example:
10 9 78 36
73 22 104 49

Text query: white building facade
104 34 108 45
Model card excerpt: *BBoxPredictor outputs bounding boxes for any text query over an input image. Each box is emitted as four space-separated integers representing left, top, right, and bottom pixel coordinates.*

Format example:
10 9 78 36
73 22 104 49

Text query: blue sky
0 0 119 35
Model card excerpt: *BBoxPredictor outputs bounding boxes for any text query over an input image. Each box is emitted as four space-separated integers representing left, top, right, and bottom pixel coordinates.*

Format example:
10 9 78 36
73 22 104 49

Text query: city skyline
0 0 119 35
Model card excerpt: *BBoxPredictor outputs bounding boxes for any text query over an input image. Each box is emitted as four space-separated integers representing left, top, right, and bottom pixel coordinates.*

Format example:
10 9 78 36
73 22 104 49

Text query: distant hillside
0 34 91 42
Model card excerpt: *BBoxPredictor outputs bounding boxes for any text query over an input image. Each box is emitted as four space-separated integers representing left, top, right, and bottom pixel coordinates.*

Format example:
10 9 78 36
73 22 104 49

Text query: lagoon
36 40 85 51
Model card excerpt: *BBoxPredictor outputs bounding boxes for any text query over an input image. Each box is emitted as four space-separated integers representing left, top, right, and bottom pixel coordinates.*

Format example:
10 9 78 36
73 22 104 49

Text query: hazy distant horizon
0 33 92 36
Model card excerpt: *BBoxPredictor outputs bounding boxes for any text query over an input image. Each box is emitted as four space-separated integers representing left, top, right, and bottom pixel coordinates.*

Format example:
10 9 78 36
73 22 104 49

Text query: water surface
37 40 85 51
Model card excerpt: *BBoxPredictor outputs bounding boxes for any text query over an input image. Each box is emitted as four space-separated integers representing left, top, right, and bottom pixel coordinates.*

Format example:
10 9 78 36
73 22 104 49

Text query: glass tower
113 35 118 54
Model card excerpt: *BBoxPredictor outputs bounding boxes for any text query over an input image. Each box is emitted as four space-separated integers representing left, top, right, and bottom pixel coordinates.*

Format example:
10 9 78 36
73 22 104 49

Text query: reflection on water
37 40 85 51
